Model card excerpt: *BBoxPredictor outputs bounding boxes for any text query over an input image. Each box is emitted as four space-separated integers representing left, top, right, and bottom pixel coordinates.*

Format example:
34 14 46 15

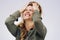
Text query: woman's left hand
33 3 39 11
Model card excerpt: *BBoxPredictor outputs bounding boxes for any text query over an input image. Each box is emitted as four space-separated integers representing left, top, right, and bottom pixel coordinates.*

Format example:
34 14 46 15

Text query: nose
26 11 30 13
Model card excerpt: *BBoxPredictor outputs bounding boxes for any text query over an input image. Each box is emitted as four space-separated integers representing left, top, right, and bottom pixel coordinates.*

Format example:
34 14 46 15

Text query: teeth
25 14 30 16
26 15 29 16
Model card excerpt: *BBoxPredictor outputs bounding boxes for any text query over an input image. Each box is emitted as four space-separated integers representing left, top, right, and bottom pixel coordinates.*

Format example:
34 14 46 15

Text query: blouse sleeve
33 10 47 39
5 10 21 37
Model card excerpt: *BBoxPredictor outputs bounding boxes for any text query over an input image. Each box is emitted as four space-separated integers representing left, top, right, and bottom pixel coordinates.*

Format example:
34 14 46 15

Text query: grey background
0 0 60 40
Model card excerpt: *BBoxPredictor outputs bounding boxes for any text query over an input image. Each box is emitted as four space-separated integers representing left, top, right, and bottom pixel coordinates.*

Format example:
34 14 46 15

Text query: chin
24 17 30 20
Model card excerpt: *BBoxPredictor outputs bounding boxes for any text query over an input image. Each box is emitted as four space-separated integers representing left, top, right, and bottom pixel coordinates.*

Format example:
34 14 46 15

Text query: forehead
26 6 33 9
22 6 34 13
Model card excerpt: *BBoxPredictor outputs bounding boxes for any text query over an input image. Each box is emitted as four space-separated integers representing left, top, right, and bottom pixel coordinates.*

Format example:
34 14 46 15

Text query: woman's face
22 6 34 20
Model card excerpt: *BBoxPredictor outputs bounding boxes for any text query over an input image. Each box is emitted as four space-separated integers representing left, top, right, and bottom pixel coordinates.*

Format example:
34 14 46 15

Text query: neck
24 19 34 31
25 19 32 24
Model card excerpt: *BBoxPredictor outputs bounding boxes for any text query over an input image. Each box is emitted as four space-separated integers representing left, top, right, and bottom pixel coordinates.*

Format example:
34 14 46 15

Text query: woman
5 1 47 40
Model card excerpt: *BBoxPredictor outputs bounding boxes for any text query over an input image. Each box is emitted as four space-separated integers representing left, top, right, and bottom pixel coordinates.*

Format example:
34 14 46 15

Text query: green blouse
5 10 47 40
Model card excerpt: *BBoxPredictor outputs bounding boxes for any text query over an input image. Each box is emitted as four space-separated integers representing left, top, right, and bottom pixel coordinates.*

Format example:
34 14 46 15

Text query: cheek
22 12 26 16
30 12 33 17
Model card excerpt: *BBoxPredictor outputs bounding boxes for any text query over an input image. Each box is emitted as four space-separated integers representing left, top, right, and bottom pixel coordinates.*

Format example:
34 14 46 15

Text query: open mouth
25 13 30 17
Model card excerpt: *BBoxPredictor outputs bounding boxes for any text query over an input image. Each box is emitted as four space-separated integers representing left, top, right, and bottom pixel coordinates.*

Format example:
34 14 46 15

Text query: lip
25 13 30 16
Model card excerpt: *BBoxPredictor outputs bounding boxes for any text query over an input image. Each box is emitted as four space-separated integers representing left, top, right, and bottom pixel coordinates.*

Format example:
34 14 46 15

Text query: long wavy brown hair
19 1 42 40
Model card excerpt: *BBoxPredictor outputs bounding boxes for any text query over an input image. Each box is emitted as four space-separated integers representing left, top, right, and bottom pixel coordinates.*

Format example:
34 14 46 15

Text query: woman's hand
33 3 39 11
